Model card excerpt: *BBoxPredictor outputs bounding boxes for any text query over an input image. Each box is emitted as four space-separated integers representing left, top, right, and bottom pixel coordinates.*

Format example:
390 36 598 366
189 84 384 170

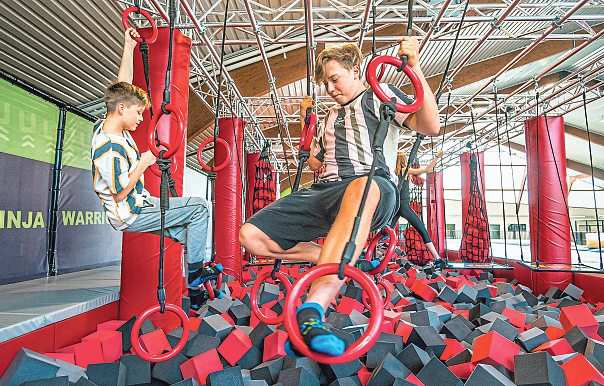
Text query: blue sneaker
291 302 347 357
188 263 223 288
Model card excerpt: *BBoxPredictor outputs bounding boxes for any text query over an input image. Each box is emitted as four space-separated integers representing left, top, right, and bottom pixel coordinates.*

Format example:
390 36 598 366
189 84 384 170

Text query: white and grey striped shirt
312 84 412 184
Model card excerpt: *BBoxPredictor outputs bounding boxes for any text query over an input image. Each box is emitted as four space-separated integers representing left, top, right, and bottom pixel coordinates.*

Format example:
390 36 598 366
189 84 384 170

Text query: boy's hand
435 149 443 158
124 27 139 50
140 150 156 167
398 36 419 68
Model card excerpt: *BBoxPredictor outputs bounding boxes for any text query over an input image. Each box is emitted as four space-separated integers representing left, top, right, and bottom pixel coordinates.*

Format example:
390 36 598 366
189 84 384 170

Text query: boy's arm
116 28 139 84
113 150 156 202
406 150 442 176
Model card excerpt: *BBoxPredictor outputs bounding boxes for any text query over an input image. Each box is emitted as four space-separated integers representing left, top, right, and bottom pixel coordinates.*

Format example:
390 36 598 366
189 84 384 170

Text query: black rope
535 87 541 267
493 85 508 264
155 0 178 313
134 0 154 119
435 0 470 98
581 86 603 269
504 109 525 262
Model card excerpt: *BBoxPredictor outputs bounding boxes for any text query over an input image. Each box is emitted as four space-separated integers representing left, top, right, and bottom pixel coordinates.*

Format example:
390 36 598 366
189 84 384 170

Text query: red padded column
246 152 260 219
215 117 245 281
460 151 485 228
426 171 445 256
524 116 571 294
120 28 191 330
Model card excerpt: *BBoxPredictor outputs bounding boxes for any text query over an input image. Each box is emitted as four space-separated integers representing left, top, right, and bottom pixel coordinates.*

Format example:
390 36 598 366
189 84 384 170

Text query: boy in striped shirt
240 37 440 356
91 28 219 297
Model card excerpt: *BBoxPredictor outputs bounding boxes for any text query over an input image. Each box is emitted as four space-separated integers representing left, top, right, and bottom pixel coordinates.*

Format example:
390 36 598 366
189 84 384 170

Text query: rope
581 85 603 269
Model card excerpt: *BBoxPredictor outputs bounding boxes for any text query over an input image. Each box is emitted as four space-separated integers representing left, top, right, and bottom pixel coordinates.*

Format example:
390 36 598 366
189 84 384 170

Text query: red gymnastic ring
364 227 397 275
147 104 185 159
196 137 232 173
365 55 424 113
250 270 293 325
362 277 393 310
283 264 384 364
130 304 190 362
299 112 317 152
121 6 159 44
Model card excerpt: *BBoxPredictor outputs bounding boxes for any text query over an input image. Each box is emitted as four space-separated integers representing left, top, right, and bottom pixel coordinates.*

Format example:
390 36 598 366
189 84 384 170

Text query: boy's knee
239 223 258 248
347 178 381 203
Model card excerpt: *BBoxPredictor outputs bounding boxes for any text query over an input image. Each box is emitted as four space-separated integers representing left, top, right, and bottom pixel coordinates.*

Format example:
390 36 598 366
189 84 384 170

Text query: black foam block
87 362 126 386
395 343 431 374
416 357 463 386
276 366 320 386
120 354 151 385
250 357 284 384
150 352 188 384
514 351 565 386
408 326 446 357
19 377 70 386
184 334 221 358
207 366 245 386
466 364 515 386
367 353 411 386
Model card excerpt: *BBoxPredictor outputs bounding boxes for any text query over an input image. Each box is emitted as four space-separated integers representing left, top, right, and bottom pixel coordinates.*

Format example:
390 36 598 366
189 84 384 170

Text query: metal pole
47 107 67 277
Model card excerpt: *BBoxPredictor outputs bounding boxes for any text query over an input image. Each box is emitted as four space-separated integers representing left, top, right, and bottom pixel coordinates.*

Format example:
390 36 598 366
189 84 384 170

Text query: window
490 224 501 239
445 224 456 239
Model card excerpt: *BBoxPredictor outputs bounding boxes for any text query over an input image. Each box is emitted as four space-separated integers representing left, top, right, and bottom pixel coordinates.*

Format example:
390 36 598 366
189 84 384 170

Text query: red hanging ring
250 270 293 325
121 6 159 44
362 277 393 310
130 304 190 362
365 55 424 113
147 104 185 159
196 137 232 173
364 227 397 275
283 264 384 364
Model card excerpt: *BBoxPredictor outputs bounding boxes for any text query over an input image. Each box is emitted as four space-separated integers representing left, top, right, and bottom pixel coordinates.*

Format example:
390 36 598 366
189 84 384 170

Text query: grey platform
0 265 120 343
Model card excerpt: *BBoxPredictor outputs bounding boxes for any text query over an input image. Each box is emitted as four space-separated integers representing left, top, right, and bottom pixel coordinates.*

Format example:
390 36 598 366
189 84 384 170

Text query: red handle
196 137 232 173
147 104 185 159
121 6 159 44
299 112 317 152
284 264 384 364
130 304 189 362
365 55 424 113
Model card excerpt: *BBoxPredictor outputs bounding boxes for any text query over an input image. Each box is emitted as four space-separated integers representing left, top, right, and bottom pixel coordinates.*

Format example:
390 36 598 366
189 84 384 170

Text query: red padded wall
214 117 245 281
426 171 445 256
524 116 572 294
120 27 191 330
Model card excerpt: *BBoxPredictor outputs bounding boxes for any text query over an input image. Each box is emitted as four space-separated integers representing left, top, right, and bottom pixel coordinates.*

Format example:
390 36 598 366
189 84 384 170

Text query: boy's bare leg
425 242 441 261
240 223 321 264
305 177 381 310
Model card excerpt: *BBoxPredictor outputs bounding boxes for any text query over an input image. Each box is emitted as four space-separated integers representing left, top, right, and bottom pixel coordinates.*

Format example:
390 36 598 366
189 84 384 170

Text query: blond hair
314 44 363 84
104 81 148 113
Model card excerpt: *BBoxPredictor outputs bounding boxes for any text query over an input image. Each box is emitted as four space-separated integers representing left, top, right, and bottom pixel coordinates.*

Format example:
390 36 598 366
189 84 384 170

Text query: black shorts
247 175 398 250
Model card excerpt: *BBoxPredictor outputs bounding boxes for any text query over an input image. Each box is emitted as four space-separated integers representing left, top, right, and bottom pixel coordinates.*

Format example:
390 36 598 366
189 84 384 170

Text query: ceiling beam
504 141 604 180
565 124 604 147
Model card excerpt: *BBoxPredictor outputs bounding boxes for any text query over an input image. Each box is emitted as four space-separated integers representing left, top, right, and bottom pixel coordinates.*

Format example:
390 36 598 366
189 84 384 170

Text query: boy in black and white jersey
240 37 439 356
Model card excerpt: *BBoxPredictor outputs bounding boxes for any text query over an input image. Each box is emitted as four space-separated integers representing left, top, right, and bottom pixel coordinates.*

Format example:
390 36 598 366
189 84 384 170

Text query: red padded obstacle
459 152 490 263
524 116 572 294
426 171 445 257
214 117 245 281
121 27 191 331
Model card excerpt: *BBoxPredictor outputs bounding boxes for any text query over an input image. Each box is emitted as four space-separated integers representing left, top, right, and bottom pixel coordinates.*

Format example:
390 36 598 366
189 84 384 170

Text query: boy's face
322 60 361 105
119 103 145 131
